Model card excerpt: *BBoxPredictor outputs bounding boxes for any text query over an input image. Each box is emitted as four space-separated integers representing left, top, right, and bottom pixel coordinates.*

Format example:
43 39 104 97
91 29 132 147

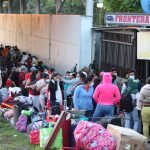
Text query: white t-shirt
55 81 63 105
36 79 48 95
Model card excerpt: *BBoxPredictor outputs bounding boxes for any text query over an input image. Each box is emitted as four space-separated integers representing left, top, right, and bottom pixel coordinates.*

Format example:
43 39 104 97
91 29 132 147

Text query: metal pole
20 0 24 14
8 0 12 14
86 0 94 17
35 0 40 14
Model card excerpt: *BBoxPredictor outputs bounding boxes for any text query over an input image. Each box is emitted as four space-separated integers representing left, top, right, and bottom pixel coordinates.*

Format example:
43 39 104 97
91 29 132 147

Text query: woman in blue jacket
73 76 94 118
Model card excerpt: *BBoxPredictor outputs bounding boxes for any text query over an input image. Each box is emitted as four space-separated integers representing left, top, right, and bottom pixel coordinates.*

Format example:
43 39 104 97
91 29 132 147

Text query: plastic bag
40 127 62 149
30 130 40 145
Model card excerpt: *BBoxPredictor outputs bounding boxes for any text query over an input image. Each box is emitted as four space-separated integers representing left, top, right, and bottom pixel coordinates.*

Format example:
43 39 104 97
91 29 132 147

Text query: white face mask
130 76 135 80
56 79 60 82
45 79 50 83
90 82 94 86
113 73 117 76
44 71 49 74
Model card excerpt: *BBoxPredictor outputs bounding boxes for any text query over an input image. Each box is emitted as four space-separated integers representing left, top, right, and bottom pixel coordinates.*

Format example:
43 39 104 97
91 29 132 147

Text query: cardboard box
107 124 147 150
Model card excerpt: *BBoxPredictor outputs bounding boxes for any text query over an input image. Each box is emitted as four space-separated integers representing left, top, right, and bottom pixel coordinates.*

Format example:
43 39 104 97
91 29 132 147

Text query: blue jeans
92 104 114 122
124 107 139 131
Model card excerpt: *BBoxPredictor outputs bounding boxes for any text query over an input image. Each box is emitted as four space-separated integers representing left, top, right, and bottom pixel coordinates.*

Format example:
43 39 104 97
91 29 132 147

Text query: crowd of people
0 44 149 140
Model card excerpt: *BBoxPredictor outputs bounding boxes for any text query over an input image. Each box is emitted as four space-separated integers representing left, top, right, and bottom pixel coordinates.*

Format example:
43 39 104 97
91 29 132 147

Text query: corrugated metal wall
93 29 147 81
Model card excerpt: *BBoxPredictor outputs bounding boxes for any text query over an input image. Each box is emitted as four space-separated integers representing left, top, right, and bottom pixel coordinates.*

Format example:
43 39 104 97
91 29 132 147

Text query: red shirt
28 77 40 96
84 85 90 92
19 72 25 88
25 73 30 80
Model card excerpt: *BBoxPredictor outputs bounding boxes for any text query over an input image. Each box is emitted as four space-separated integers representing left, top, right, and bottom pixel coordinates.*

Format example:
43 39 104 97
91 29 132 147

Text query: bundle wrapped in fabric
74 121 117 150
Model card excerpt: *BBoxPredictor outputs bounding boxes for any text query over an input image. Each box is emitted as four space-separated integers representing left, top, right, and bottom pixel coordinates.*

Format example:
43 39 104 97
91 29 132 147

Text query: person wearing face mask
25 67 40 110
19 65 27 89
48 73 64 108
63 71 70 100
92 72 121 122
73 76 94 118
36 73 50 111
10 66 20 87
121 69 141 132
61 72 79 109
111 68 122 92
70 72 86 96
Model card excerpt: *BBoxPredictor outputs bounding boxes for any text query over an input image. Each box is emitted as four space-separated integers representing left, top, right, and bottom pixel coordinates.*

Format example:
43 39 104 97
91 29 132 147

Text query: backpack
120 91 133 112
16 115 28 132
50 103 61 115
74 121 117 150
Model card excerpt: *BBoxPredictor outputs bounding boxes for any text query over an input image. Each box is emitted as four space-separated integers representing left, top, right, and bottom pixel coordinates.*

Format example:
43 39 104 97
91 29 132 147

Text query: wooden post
44 111 67 150
35 0 40 14
20 0 24 14
8 0 12 13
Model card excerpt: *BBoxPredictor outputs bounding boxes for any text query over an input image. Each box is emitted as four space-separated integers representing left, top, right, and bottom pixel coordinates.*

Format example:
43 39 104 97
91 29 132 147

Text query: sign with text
137 31 150 60
105 13 150 26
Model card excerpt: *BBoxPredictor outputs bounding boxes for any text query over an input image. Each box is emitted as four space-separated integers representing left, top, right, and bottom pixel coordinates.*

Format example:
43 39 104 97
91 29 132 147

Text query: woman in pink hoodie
92 72 121 122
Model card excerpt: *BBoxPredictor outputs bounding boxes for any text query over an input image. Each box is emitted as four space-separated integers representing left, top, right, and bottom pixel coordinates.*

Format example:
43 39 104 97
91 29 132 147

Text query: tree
41 0 56 14
62 0 85 14
103 0 143 13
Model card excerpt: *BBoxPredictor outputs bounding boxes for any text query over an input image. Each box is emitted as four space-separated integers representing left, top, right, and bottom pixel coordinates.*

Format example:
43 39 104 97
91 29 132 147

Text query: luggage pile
0 102 148 150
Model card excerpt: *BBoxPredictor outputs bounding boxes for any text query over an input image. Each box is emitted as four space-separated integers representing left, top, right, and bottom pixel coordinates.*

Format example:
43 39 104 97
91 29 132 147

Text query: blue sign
141 0 150 13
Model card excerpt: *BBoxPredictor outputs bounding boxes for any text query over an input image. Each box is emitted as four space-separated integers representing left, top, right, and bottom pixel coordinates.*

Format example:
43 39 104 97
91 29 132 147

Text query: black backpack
50 103 61 115
120 91 134 112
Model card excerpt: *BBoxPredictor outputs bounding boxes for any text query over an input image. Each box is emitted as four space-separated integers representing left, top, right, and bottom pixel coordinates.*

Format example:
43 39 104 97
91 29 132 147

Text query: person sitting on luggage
92 72 121 122
73 76 94 118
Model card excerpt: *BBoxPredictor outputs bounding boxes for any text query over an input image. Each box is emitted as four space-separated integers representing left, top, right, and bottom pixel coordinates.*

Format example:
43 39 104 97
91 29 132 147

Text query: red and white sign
105 13 150 26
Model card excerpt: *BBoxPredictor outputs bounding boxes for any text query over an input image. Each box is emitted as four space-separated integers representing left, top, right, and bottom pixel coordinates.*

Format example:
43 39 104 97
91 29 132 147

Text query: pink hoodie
93 72 121 105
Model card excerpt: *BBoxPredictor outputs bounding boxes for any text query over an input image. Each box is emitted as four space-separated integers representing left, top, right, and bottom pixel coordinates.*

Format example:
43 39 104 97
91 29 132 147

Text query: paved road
147 143 150 150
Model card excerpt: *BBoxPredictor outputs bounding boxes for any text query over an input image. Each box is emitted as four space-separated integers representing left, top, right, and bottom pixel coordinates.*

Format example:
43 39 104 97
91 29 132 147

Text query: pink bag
74 121 117 150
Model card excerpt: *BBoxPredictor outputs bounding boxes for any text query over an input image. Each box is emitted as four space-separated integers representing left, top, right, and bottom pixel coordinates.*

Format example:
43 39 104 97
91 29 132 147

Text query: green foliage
103 0 143 13
25 0 36 13
61 0 85 14
2 1 8 13
41 0 56 14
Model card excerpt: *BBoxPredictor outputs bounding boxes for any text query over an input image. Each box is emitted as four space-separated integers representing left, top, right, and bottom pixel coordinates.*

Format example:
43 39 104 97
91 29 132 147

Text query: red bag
62 119 71 147
30 130 40 145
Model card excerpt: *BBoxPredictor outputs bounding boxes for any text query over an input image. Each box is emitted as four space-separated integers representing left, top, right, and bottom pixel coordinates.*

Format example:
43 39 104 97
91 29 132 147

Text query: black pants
67 95 73 109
